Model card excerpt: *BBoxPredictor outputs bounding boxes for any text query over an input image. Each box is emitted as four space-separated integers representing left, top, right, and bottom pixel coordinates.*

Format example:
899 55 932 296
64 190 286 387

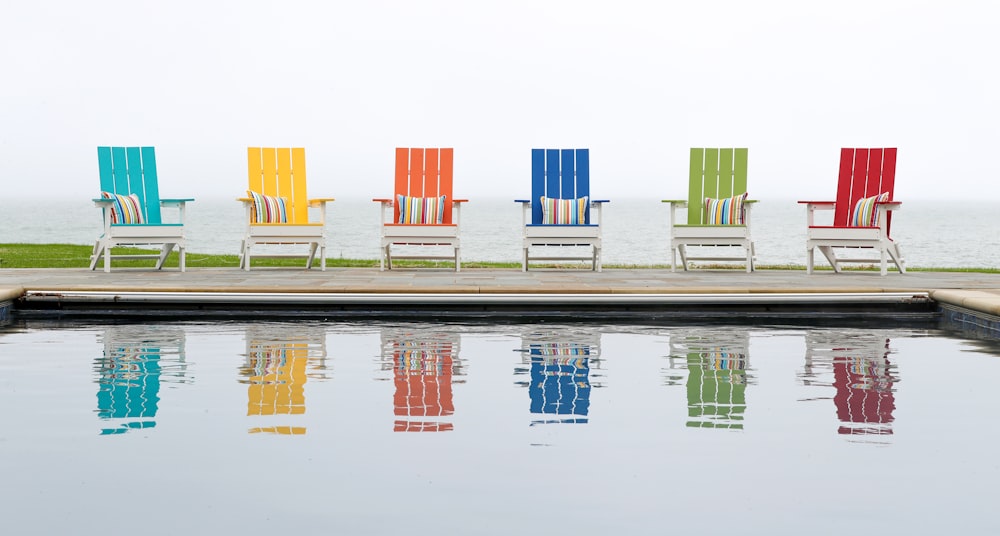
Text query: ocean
1 197 997 268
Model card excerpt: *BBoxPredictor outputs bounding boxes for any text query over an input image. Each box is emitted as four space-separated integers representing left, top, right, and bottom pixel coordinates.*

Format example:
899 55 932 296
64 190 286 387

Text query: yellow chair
239 147 334 270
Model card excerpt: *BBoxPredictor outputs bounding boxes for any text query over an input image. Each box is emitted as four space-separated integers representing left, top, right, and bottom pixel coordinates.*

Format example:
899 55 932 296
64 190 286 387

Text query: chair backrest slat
247 147 309 224
687 148 748 225
139 147 161 224
97 146 162 224
833 148 897 229
530 148 590 224
393 148 455 224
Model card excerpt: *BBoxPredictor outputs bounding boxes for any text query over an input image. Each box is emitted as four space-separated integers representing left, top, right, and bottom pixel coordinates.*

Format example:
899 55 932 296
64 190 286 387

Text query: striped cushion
101 191 145 224
850 192 889 227
705 192 747 225
248 190 288 223
397 195 446 224
540 196 588 225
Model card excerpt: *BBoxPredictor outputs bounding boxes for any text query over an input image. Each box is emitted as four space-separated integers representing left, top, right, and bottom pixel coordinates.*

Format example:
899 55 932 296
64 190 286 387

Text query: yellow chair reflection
240 325 328 435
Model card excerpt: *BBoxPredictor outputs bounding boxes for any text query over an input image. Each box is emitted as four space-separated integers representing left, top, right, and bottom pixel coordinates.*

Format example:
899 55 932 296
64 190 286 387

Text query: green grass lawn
0 243 996 272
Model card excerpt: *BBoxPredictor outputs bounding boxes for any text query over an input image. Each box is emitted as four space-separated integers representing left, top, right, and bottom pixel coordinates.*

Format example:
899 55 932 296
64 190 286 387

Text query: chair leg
320 244 326 272
806 245 814 275
306 243 318 269
678 245 689 272
244 243 252 271
455 246 461 273
880 246 888 276
670 245 676 273
385 245 393 270
594 246 602 272
818 246 839 273
104 242 112 273
523 247 529 272
745 242 752 273
179 246 186 273
888 242 905 274
89 240 103 271
156 244 172 270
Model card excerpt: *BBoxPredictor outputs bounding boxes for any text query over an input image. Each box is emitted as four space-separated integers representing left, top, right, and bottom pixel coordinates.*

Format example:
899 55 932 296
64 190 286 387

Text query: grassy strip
0 243 997 272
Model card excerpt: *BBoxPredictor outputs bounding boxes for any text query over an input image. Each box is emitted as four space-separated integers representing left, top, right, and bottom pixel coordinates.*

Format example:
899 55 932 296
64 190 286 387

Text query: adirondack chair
374 148 465 271
800 148 904 275
516 149 608 271
662 148 756 272
380 327 462 432
91 146 192 272
241 325 328 435
668 329 751 430
240 147 333 271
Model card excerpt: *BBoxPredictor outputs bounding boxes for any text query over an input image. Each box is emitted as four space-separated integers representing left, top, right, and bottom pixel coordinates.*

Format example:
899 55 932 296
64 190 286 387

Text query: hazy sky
2 0 995 201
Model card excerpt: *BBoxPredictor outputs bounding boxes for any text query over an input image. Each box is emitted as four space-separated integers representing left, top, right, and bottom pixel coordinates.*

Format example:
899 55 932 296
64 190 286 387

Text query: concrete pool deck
1 268 999 333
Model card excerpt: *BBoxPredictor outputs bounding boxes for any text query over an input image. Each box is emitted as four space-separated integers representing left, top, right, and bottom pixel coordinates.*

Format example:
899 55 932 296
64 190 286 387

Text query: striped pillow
248 190 288 223
540 196 588 225
101 191 145 224
705 192 747 225
850 192 889 227
397 195 446 224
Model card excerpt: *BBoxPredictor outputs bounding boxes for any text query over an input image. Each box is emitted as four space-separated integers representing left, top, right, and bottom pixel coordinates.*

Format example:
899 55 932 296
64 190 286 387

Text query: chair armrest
591 199 610 205
514 199 531 204
92 198 115 205
798 200 836 207
308 198 335 208
237 197 252 203
161 198 194 205
876 201 901 209
661 199 687 206
373 198 393 204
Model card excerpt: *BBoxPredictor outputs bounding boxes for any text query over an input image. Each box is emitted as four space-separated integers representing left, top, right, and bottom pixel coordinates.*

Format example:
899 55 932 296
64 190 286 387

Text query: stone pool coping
1 268 999 336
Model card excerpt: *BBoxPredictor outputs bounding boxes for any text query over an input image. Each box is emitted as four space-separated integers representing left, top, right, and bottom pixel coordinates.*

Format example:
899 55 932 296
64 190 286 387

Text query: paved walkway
1 267 999 315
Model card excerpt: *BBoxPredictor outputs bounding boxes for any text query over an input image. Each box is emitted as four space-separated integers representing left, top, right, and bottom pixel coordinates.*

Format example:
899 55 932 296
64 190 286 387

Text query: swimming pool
1 320 998 534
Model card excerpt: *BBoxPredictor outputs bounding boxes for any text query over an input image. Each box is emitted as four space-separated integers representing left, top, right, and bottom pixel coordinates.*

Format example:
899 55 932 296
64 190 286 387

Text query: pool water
1 320 998 535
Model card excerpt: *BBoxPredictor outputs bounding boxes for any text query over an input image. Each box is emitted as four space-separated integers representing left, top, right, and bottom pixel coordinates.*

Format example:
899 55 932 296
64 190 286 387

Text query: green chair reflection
95 326 187 435
668 330 751 430
239 325 328 435
801 331 896 440
515 328 602 425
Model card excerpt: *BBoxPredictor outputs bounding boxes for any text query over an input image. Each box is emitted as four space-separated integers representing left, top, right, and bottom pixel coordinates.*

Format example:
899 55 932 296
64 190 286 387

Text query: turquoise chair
91 146 193 272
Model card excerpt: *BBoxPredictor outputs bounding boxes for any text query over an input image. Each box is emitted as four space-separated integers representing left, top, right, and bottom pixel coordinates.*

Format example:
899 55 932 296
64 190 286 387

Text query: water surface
1 320 998 535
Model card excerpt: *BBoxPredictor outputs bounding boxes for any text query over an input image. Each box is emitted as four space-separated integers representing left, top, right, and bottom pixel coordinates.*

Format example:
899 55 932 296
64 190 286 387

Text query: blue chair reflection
516 330 601 425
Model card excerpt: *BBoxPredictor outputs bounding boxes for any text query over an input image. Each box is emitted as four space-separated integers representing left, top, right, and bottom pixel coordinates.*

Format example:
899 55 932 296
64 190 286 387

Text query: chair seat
807 226 889 240
673 225 749 239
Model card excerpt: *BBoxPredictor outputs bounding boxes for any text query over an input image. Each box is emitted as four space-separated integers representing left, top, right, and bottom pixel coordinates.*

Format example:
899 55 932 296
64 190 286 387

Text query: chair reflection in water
801 331 896 439
668 330 751 430
95 326 187 435
381 328 463 432
239 325 328 435
515 329 602 425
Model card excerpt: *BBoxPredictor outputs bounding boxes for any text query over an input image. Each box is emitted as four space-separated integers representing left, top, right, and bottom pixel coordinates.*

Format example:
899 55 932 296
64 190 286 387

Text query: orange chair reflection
382 329 463 432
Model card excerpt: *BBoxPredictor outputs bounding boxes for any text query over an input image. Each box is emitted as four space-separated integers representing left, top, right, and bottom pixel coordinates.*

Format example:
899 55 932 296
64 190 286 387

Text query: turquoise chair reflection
95 326 186 435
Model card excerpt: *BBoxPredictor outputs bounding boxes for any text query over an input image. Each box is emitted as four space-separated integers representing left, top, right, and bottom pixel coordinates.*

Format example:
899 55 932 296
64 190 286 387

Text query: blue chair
515 149 609 271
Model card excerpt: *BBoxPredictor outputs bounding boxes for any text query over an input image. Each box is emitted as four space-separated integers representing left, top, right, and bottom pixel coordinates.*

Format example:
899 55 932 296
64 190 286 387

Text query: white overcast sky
1 0 995 201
